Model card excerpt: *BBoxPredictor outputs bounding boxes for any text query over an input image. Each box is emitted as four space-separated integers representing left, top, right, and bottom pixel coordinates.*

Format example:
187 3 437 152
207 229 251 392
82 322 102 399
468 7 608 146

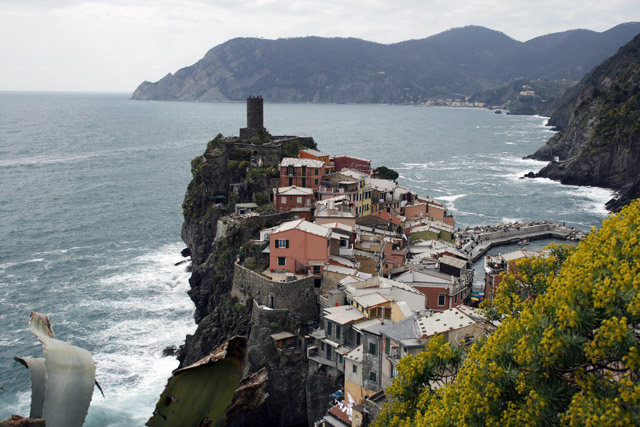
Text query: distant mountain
132 23 640 105
527 33 640 210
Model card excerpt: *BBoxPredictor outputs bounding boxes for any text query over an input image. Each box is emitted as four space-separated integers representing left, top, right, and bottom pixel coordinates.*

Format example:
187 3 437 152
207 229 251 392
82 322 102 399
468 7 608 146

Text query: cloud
0 0 638 91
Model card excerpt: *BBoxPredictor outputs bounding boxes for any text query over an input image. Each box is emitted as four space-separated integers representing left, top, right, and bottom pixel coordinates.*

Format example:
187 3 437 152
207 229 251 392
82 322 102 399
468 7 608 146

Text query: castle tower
247 96 263 129
240 96 264 140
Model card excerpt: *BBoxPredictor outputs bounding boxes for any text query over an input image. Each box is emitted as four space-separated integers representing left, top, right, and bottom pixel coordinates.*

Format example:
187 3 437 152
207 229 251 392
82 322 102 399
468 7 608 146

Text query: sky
1 0 639 92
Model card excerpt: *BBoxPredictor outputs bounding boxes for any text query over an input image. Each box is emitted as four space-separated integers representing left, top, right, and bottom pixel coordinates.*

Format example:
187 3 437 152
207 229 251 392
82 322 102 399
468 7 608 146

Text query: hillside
131 23 640 106
527 33 640 211
469 78 578 115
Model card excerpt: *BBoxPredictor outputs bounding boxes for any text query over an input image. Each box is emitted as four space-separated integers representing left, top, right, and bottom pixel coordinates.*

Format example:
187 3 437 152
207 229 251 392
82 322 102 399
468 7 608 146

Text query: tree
375 166 399 181
254 127 272 144
375 199 640 426
481 243 575 322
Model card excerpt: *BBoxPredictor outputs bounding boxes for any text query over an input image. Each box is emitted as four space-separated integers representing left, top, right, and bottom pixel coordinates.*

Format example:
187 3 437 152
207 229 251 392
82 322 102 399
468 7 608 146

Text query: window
313 265 321 274
301 166 307 176
438 294 446 306
288 178 293 186
385 337 390 355
277 257 286 266
356 333 361 345
302 178 306 187
281 196 286 204
369 372 376 382
287 166 294 175
297 196 302 204
327 322 332 336
454 293 458 303
339 354 343 364
275 239 289 248
369 342 376 355
326 345 332 360
315 168 319 175
314 179 318 185
321 342 325 351
352 365 357 373
336 325 341 339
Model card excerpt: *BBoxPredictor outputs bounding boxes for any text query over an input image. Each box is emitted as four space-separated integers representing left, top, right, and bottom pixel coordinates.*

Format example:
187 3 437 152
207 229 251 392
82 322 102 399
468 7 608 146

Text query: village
214 97 584 427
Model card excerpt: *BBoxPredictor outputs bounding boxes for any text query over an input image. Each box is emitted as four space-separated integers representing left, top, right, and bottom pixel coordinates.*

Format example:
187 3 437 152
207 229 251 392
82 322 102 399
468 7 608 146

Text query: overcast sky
1 0 638 92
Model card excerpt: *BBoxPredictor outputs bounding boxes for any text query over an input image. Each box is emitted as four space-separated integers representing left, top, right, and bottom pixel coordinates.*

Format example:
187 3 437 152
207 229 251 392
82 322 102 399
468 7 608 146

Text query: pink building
269 219 336 275
279 158 325 191
333 155 371 174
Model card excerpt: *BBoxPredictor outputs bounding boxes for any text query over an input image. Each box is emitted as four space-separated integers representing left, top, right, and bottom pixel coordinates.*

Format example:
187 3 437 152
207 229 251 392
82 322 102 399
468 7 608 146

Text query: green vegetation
282 138 318 158
229 147 251 161
253 191 270 207
247 166 279 183
376 166 399 181
375 199 640 426
207 133 225 150
254 127 272 144
592 64 640 147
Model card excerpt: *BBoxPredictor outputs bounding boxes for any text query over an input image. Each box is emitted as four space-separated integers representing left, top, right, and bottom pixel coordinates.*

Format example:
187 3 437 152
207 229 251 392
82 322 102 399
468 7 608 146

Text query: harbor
455 221 587 262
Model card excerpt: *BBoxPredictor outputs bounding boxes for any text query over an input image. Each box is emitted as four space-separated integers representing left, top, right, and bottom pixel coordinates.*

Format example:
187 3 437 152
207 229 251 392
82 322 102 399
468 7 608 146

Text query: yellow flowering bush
375 200 640 426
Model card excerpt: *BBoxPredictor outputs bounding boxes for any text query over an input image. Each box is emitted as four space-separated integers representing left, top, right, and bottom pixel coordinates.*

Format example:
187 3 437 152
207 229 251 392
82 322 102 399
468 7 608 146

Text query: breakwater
455 221 587 262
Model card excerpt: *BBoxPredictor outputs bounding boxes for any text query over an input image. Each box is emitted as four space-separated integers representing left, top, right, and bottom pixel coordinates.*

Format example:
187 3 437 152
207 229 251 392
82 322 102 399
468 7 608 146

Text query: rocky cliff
177 133 337 426
526 34 640 211
132 23 640 106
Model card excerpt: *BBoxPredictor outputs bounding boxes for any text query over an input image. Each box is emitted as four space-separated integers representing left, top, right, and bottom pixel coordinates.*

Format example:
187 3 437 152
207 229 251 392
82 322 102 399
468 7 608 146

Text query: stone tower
240 96 264 140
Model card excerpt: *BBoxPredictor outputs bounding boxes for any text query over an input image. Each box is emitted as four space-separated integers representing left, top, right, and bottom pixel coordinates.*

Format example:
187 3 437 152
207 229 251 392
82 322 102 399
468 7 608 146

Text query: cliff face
527 34 640 210
178 134 334 426
131 24 640 106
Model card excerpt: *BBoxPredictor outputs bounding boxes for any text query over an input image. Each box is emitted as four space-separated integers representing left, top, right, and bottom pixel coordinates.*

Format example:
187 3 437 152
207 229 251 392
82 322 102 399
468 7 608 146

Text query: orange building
299 148 330 166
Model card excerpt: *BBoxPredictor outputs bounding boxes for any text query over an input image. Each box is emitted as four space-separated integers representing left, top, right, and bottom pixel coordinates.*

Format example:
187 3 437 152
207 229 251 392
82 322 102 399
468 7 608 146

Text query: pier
455 222 587 262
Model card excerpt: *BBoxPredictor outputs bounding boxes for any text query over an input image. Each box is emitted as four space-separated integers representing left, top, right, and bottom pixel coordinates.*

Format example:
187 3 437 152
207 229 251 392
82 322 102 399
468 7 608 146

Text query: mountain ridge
131 23 640 105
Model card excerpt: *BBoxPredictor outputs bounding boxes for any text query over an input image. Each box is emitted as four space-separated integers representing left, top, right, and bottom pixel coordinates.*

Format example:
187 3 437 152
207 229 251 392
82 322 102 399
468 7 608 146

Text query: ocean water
0 92 612 425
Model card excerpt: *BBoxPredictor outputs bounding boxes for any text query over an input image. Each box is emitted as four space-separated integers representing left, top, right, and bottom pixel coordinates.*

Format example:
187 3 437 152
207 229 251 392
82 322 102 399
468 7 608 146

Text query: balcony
307 346 337 369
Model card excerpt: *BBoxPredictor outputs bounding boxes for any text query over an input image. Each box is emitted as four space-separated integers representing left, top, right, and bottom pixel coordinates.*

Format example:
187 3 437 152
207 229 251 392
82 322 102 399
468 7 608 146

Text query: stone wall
232 263 319 324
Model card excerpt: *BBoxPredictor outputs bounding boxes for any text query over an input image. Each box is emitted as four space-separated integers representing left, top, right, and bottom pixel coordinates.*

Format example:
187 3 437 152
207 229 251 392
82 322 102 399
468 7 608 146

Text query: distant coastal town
186 97 586 426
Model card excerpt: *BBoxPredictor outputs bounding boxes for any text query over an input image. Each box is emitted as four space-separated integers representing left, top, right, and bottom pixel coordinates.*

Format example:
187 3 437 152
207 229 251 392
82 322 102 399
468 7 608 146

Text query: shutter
285 240 289 248
275 240 280 248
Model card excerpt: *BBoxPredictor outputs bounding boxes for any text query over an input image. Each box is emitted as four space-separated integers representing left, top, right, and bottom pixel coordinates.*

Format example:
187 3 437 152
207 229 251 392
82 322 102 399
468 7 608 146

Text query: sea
0 92 614 425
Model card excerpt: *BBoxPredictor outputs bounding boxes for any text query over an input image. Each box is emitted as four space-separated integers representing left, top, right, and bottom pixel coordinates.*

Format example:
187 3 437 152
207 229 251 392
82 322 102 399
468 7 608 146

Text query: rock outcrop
526 33 640 210
177 133 333 426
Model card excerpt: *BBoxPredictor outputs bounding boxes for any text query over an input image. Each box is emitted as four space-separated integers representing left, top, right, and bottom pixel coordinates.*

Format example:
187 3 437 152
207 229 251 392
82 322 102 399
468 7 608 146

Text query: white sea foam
437 194 468 203
80 242 196 426
569 186 616 216
501 217 524 224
